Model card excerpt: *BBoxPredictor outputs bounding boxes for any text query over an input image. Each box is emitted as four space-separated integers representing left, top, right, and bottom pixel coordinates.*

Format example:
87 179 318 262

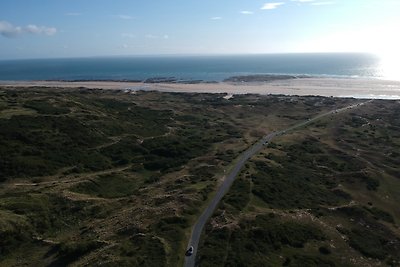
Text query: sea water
0 53 386 82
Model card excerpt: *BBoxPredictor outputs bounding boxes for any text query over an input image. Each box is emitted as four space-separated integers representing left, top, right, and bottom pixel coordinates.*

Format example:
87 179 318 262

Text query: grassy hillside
198 99 400 267
0 87 374 266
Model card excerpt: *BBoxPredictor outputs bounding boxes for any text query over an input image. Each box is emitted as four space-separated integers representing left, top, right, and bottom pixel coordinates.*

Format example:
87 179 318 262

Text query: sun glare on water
373 19 400 81
379 54 400 81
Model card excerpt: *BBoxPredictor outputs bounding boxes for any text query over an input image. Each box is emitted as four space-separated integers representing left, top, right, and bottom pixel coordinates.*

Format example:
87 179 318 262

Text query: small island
224 74 310 83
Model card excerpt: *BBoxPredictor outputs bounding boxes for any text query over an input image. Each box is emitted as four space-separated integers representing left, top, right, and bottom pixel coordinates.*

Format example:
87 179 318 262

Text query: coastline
1 77 400 99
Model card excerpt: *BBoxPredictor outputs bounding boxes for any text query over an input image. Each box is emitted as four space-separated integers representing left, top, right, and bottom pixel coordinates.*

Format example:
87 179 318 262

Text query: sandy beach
2 77 400 99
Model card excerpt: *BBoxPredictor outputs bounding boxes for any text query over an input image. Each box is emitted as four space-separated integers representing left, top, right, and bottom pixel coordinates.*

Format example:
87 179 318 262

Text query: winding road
184 100 370 267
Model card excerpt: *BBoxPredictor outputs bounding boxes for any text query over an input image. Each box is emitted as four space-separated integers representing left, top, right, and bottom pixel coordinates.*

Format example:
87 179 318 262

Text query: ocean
0 53 387 82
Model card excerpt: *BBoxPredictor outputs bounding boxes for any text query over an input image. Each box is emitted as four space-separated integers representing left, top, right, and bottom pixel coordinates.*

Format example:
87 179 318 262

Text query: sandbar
1 77 400 99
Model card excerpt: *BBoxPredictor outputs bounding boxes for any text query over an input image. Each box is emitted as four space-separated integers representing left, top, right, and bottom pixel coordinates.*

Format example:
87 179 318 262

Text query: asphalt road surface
184 101 370 267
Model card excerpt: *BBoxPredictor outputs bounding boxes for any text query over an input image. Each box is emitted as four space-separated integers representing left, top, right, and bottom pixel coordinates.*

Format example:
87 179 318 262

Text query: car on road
185 246 194 256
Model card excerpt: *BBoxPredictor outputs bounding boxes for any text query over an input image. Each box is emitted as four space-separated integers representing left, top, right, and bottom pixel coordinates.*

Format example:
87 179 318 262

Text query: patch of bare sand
2 78 400 99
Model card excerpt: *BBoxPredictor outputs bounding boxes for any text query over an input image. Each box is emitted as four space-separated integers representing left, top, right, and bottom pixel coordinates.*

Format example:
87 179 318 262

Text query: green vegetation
0 94 175 180
199 214 325 267
251 159 351 209
283 255 335 267
348 228 390 260
5 88 314 266
71 173 140 198
49 240 102 266
1 88 399 266
333 206 400 261
23 99 71 115
199 99 400 267
114 235 167 267
367 207 395 223
223 176 251 210
1 88 247 266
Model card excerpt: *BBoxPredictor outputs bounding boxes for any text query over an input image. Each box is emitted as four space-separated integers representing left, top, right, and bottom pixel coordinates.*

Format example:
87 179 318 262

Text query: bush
199 214 325 266
367 207 395 223
0 224 31 257
285 255 335 267
72 174 139 198
224 177 250 210
348 228 388 260
319 246 332 255
24 100 70 115
251 161 350 209
49 240 101 266
117 235 166 267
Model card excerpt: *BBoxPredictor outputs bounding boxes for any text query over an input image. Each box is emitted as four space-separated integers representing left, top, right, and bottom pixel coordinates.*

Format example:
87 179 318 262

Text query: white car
185 246 194 256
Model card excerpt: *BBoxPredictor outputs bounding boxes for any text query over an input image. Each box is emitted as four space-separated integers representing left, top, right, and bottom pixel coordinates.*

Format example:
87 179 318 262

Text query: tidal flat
1 76 400 99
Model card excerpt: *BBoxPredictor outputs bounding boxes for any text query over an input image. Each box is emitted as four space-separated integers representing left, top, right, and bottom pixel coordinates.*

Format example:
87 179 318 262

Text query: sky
0 0 400 59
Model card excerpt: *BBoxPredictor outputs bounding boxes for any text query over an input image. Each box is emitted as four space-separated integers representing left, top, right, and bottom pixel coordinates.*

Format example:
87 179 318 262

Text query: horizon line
0 51 379 61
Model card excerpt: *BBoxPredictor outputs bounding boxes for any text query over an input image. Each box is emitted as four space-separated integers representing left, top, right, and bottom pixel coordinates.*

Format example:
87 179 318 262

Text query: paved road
183 101 370 267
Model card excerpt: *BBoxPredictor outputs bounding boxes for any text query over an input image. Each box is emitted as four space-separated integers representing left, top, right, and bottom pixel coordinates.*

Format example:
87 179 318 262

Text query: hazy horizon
0 51 380 61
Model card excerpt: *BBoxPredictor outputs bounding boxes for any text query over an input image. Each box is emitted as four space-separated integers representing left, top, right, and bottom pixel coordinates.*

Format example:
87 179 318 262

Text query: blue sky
0 0 399 59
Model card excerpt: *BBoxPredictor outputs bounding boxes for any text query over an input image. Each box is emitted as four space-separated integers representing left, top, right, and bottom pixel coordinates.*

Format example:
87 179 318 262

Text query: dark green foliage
72 174 139 198
364 176 380 191
91 98 171 137
0 193 90 234
101 138 147 165
348 116 366 128
142 133 211 171
154 216 188 243
49 240 101 266
0 193 100 263
189 165 218 182
216 150 236 162
224 176 250 210
251 161 350 209
0 90 244 181
2 90 399 266
247 215 325 249
198 99 400 267
348 228 389 260
0 90 248 265
117 235 166 267
319 246 332 255
199 227 231 267
338 172 380 191
334 207 400 261
153 216 188 265
24 100 70 115
249 136 363 209
144 174 160 184
0 115 110 178
367 207 395 223
159 216 188 225
283 255 335 267
286 139 364 173
200 184 215 200
0 222 31 257
199 214 325 267
0 94 175 180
